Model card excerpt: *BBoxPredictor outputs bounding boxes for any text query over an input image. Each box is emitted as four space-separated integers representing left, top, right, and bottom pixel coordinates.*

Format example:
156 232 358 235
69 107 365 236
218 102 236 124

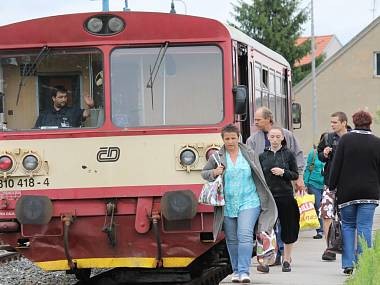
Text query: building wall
324 36 342 59
294 22 380 152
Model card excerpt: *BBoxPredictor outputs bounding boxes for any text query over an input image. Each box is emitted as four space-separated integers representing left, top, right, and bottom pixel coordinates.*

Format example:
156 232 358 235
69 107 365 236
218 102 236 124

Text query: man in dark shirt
34 86 94 128
317 111 348 261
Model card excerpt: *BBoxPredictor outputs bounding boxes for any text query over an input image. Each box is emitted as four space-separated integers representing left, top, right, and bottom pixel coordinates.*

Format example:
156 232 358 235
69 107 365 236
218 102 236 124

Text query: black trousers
274 195 300 244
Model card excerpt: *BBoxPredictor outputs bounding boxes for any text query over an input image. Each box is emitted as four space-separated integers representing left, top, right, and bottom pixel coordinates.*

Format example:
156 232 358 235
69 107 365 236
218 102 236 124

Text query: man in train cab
34 85 94 129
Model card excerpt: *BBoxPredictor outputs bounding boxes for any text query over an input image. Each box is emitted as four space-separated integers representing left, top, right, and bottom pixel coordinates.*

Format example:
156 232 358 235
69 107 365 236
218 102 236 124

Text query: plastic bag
327 215 343 254
256 230 277 266
198 175 225 206
296 193 320 230
199 154 225 207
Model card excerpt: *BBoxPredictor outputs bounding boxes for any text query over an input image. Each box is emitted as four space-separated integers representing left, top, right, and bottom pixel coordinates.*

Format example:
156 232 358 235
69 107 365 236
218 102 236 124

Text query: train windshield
0 48 104 131
110 45 223 127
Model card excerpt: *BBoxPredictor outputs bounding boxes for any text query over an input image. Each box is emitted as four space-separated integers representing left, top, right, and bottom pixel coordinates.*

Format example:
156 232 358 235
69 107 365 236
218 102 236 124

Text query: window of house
374 52 380 76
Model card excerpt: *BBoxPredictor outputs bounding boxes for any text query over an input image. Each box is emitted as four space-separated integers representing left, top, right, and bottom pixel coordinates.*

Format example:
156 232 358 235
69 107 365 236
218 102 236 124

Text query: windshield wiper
16 45 50 105
146 42 169 109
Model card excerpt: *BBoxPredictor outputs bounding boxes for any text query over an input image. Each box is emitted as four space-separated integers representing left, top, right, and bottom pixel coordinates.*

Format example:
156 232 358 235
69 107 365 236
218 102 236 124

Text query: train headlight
0 155 13 172
87 17 103 33
22 155 39 171
179 149 196 166
108 17 124 33
85 14 125 35
205 147 220 161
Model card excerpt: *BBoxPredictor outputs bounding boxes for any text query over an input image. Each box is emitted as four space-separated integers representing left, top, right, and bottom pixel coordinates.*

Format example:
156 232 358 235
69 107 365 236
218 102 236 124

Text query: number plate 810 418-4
0 178 50 189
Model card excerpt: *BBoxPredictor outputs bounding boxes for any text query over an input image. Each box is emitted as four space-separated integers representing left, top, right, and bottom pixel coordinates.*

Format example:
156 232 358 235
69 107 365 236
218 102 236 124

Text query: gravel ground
0 257 78 285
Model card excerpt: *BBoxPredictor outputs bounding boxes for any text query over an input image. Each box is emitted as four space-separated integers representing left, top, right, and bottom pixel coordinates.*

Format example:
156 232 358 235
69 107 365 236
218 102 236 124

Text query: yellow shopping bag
296 193 320 231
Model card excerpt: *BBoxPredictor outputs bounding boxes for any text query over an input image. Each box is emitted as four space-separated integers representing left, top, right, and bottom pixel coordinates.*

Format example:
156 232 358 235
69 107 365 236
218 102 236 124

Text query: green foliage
230 0 310 69
293 53 325 85
345 231 380 284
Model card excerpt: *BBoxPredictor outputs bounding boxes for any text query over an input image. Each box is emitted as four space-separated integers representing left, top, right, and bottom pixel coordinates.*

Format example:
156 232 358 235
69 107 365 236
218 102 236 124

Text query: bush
346 230 380 284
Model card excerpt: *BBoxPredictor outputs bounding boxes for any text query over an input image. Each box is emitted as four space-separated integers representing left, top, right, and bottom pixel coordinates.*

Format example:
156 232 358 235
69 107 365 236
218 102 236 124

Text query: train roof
0 12 230 47
0 11 289 68
225 25 290 68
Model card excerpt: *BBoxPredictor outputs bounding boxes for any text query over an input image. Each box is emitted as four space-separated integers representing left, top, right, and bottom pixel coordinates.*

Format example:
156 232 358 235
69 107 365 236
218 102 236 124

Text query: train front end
0 11 235 281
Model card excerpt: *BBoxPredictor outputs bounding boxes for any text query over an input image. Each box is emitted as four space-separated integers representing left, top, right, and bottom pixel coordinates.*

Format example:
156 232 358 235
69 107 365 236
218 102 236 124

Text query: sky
0 0 379 45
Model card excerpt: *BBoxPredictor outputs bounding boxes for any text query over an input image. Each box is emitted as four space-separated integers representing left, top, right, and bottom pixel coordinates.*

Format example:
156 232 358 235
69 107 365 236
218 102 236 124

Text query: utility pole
311 0 317 146
371 0 377 19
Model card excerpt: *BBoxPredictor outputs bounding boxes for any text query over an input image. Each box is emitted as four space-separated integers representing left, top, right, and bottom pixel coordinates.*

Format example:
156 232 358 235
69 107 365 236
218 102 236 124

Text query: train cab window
0 48 104 131
110 45 223 127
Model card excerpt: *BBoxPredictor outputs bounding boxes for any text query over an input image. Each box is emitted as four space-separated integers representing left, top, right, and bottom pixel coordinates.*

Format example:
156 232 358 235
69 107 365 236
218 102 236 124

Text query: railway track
0 244 21 263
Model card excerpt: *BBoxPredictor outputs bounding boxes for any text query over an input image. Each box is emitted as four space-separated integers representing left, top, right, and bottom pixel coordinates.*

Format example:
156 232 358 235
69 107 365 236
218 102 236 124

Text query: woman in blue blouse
202 124 277 283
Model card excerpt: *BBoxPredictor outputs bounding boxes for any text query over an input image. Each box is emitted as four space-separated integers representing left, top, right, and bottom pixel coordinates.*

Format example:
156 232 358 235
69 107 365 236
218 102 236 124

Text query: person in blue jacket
303 136 326 239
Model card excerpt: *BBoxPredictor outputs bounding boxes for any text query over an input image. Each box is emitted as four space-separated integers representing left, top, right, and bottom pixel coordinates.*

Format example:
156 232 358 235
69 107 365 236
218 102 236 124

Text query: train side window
261 67 268 89
254 64 261 87
254 63 262 108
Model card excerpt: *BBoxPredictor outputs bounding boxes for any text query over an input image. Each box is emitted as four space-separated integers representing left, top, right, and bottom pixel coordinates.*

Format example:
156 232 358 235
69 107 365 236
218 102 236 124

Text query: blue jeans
224 207 261 276
275 220 284 255
340 203 378 269
307 185 323 234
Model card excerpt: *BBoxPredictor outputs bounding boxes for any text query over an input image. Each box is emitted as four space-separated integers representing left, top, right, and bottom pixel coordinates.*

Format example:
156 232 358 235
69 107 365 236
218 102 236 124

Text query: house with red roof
295 35 342 67
293 18 380 151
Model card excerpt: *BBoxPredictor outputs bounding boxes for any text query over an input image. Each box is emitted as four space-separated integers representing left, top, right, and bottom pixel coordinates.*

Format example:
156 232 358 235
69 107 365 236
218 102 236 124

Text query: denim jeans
275 220 284 255
340 203 378 269
224 207 261 276
307 185 323 234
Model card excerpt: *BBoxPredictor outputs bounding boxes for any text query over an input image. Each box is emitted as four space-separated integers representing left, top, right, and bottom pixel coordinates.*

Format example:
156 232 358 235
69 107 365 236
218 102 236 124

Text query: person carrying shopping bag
202 124 277 283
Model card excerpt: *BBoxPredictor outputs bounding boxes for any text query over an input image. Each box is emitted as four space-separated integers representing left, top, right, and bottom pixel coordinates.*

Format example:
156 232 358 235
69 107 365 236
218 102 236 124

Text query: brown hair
52 85 68 97
269 125 286 146
221 124 240 138
352 110 372 129
269 125 284 135
331 111 348 124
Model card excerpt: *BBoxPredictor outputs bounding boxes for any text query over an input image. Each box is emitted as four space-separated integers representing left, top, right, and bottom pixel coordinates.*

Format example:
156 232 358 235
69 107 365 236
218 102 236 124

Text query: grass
345 230 380 284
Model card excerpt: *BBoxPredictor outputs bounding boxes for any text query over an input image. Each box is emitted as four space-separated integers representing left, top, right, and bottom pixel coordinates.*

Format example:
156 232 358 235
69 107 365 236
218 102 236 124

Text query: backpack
321 132 338 177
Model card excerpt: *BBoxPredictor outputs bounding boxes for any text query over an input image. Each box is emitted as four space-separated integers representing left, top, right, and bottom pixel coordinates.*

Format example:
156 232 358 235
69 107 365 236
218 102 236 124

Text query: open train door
232 41 251 143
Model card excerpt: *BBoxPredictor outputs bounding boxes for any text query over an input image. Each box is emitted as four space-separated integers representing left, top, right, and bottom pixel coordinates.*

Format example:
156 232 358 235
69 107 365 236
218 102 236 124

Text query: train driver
34 85 94 129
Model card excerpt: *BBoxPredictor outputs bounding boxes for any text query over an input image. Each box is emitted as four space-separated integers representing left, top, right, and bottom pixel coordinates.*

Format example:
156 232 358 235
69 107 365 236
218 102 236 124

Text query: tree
293 53 325 85
230 0 310 81
375 108 380 125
